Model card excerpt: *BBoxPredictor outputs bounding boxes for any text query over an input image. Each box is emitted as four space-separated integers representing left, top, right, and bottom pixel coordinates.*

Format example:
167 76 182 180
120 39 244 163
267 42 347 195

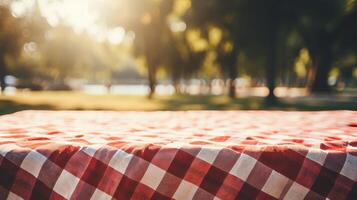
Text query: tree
0 4 23 92
98 0 176 98
40 26 119 83
0 0 52 91
186 0 240 98
235 0 303 102
296 0 357 93
186 0 302 101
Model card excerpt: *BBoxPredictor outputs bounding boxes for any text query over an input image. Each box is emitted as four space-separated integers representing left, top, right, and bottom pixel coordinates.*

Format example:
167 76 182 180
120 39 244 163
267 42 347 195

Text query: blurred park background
0 0 356 114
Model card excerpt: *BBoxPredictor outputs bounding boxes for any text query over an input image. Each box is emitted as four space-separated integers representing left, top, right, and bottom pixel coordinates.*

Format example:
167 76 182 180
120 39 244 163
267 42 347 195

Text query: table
0 111 356 200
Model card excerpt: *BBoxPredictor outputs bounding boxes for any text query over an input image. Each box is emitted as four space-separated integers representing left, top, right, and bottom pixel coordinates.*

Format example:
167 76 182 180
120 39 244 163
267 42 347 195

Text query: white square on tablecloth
282 182 309 200
173 180 199 200
53 170 80 199
196 148 220 164
229 153 257 181
108 150 134 174
20 151 47 177
340 153 357 181
90 189 112 200
140 164 166 190
262 171 289 199
81 146 98 157
7 192 23 200
306 149 327 165
0 144 19 157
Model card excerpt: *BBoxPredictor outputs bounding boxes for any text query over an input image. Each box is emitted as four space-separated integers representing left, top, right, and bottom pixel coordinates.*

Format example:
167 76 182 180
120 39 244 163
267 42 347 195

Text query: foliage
0 0 356 97
0 4 23 77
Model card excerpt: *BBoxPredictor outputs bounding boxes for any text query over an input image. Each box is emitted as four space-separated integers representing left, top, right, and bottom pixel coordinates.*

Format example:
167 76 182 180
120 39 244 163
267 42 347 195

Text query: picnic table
0 111 356 199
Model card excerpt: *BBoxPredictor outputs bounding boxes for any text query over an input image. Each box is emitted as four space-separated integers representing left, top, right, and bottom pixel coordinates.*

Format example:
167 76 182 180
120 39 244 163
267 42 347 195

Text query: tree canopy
0 0 356 98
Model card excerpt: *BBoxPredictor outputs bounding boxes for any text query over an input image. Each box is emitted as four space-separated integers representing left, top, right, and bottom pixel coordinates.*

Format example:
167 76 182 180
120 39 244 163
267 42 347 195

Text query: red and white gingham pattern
0 111 356 199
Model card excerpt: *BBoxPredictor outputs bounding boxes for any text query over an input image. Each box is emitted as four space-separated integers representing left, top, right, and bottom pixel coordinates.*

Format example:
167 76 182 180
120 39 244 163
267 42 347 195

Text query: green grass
0 91 356 115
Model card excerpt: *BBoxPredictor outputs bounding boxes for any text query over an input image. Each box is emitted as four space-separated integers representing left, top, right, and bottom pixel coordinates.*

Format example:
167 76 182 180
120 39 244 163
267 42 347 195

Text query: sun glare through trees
0 0 356 111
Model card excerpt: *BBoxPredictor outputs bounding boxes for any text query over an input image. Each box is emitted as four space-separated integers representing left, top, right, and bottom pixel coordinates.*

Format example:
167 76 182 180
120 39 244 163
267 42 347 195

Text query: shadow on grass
159 95 357 111
0 100 55 115
0 95 355 115
276 99 357 111
158 95 263 110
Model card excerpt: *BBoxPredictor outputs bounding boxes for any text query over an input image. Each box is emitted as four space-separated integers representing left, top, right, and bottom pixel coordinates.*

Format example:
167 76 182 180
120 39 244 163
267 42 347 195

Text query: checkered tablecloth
0 111 356 200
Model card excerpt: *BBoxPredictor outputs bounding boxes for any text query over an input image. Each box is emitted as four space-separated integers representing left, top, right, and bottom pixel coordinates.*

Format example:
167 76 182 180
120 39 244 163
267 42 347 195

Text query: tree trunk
227 47 238 99
0 75 5 94
171 71 181 94
0 59 6 94
228 79 236 99
309 49 333 93
147 65 156 99
266 53 277 103
228 62 237 99
264 2 279 104
266 29 278 103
